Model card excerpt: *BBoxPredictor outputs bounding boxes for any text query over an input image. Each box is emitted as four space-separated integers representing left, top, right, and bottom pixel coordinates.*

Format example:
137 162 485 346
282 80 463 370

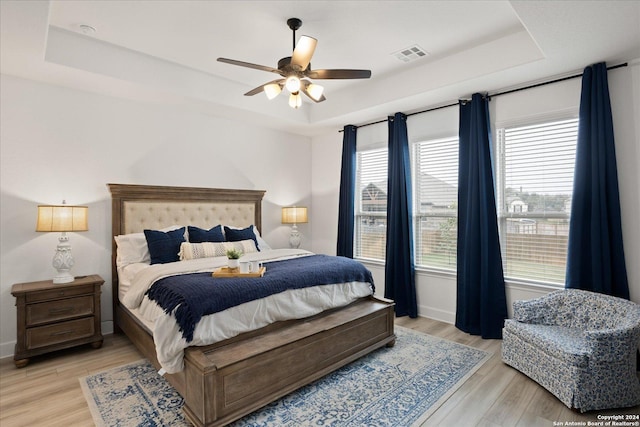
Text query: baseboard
0 340 15 360
102 320 114 335
418 305 455 324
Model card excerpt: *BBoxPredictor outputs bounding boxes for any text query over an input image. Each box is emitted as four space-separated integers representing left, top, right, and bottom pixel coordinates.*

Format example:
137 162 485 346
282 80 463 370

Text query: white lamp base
53 271 74 284
289 224 301 249
52 233 75 284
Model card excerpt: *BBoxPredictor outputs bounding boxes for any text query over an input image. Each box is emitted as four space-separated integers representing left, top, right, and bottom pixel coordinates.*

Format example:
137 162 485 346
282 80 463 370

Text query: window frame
494 114 579 287
411 135 459 272
354 146 388 263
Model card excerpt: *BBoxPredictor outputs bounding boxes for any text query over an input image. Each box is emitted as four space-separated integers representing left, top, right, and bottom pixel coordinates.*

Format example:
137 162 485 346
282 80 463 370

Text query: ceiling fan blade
244 79 284 96
302 86 326 103
217 58 282 75
291 36 317 70
306 69 371 79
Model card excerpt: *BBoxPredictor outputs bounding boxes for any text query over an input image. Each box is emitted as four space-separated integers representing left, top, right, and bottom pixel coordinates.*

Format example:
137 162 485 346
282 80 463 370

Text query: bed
108 183 396 427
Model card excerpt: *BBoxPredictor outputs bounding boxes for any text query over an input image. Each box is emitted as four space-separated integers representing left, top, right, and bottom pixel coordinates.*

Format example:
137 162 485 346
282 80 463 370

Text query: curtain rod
340 62 628 132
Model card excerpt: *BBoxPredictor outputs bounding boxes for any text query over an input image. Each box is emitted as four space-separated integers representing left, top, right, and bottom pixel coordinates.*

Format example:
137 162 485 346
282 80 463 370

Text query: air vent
392 45 429 63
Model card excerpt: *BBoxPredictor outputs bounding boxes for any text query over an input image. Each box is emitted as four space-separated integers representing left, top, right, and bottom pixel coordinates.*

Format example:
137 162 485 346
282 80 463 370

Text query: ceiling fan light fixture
285 75 301 93
306 83 324 101
217 18 371 109
264 83 282 100
289 92 302 109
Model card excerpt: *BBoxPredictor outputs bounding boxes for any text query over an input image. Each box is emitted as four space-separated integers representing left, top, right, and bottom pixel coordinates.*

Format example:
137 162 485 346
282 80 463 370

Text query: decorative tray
212 266 266 278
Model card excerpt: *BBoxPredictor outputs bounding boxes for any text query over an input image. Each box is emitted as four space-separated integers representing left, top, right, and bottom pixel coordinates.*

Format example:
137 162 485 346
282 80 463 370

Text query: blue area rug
80 326 491 427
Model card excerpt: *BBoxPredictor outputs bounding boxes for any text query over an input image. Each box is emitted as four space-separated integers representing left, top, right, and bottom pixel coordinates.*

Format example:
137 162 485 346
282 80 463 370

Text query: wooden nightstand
12 274 104 368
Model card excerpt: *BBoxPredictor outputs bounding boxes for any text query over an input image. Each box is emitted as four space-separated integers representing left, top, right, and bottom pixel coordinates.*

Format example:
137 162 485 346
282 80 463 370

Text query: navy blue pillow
188 225 224 243
144 227 186 264
224 225 260 251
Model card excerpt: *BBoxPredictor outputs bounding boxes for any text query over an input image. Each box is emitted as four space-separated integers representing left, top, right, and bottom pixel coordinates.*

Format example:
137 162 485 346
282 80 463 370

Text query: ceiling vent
393 45 429 63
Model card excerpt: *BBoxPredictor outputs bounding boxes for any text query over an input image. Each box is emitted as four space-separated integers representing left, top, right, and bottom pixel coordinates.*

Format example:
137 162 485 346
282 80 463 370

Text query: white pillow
179 239 258 261
255 232 272 251
114 225 183 267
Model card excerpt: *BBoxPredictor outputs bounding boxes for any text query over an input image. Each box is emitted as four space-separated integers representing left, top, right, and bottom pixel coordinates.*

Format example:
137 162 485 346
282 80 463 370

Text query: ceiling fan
217 18 371 109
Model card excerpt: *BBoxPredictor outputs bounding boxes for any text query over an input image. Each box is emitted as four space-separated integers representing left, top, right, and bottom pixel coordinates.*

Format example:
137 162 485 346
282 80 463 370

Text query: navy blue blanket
146 255 374 342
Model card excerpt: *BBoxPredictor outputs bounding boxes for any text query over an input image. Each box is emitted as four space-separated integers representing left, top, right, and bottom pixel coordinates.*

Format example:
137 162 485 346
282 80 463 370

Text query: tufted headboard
119 201 258 234
108 183 265 326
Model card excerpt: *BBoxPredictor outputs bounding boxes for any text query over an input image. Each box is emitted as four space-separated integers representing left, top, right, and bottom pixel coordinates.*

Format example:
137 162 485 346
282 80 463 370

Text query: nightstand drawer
26 317 95 349
26 296 94 326
25 284 95 303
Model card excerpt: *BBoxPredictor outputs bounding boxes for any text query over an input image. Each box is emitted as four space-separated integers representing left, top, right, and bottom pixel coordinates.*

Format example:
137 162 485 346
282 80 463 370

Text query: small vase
227 258 239 269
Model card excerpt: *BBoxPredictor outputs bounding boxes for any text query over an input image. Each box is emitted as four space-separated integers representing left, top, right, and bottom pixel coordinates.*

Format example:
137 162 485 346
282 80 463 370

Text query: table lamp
36 201 88 283
281 206 308 248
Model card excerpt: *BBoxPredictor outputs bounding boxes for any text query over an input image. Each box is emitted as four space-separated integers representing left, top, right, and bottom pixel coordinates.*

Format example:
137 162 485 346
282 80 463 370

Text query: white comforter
121 249 373 373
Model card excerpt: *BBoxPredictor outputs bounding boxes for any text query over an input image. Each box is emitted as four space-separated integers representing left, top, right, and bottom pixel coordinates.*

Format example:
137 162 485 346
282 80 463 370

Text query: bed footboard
182 296 395 427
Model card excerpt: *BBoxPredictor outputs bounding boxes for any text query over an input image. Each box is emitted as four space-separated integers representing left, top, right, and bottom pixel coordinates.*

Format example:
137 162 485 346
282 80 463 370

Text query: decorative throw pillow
188 225 224 243
115 225 183 267
179 239 258 261
224 225 271 251
144 227 186 264
224 225 260 251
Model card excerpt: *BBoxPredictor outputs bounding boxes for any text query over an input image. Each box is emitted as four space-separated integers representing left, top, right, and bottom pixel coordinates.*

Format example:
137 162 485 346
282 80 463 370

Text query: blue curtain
385 113 417 318
565 63 629 299
336 125 357 258
456 93 507 339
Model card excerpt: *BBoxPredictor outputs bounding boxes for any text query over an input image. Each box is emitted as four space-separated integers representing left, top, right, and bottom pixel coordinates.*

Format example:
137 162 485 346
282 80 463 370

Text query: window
352 116 576 288
496 118 578 285
413 136 459 270
355 147 387 261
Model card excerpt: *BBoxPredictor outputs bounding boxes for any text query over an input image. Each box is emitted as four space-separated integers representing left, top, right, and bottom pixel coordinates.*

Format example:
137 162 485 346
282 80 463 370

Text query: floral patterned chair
502 289 640 412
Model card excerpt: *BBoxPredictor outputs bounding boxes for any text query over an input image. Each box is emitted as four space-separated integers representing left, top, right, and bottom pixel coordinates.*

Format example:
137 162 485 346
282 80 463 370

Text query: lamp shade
36 205 88 232
288 92 302 109
264 83 282 100
306 83 324 101
281 206 308 224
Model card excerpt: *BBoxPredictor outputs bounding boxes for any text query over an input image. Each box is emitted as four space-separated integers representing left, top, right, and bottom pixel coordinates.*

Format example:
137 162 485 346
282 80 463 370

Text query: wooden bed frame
108 183 396 427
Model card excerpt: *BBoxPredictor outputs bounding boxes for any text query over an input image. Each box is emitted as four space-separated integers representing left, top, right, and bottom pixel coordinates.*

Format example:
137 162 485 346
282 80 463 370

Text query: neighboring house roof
362 182 387 201
416 172 457 209
361 173 457 211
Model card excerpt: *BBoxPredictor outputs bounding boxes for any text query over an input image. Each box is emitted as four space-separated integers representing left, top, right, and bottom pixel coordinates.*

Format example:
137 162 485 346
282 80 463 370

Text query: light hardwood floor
1 317 638 426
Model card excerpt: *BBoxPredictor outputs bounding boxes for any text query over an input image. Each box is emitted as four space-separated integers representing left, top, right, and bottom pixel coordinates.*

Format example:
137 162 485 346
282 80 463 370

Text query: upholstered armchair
502 289 640 412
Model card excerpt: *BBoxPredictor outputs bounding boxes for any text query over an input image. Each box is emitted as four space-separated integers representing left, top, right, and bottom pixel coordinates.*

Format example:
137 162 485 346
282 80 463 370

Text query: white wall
311 61 640 323
0 75 312 358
